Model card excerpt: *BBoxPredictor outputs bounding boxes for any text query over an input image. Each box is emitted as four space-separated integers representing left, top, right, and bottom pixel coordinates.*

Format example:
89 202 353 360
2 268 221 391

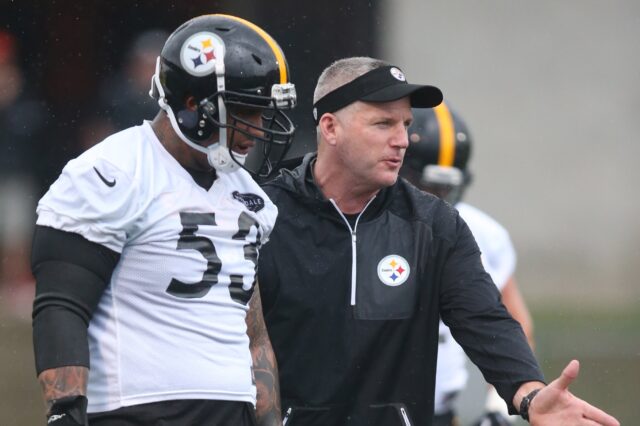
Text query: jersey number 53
166 211 260 305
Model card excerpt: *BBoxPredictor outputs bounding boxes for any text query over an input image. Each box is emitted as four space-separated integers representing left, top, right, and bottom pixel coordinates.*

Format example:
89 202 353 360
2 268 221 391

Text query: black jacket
258 153 543 426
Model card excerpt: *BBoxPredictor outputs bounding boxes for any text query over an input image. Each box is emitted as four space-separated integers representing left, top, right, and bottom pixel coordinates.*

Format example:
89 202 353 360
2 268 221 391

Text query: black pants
88 399 257 426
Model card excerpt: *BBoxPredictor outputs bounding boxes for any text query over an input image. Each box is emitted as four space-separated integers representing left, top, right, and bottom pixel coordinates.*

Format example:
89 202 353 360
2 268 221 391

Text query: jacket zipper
329 196 376 306
282 407 292 425
400 406 412 425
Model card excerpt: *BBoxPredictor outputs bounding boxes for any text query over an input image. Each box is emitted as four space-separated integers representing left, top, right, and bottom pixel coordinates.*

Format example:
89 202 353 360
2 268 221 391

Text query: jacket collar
270 151 398 223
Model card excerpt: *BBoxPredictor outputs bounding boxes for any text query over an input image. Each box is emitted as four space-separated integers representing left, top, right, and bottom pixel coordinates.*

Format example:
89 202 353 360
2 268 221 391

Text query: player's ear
174 97 200 131
185 96 198 111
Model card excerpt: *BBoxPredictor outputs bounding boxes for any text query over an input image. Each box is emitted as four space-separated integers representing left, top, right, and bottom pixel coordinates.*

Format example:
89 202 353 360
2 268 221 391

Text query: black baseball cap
312 65 442 124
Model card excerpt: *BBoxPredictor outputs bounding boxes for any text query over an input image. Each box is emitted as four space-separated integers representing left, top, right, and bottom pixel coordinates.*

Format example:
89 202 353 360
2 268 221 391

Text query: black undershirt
343 213 359 228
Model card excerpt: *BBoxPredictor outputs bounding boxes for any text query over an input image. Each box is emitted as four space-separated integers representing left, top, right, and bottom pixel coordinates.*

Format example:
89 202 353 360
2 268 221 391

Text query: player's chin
232 146 252 156
230 136 256 156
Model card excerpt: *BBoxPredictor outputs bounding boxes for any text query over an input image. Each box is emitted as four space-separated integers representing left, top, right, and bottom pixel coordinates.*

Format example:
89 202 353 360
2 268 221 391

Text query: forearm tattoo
246 284 282 426
38 366 88 414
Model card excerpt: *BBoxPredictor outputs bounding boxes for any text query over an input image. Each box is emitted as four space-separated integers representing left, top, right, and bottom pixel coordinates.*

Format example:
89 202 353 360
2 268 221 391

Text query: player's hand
471 411 512 426
529 360 620 426
46 395 88 425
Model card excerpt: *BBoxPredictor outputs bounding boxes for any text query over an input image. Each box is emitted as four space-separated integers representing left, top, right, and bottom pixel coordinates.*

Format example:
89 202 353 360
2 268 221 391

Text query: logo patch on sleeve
232 191 265 212
377 255 410 286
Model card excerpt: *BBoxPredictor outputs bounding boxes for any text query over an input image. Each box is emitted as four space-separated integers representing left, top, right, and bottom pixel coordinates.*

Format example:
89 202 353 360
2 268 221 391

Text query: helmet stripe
214 14 288 84
434 102 455 167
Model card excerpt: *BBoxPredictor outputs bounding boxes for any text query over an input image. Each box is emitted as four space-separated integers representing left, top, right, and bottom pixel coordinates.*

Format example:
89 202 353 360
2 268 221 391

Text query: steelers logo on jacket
377 255 411 286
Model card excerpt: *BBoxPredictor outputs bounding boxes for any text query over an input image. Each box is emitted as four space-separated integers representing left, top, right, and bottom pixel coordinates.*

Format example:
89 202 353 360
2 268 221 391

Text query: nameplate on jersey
232 191 265 212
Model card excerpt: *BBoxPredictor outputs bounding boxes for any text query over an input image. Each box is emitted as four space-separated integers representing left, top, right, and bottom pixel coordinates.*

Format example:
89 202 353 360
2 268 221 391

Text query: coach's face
335 97 412 190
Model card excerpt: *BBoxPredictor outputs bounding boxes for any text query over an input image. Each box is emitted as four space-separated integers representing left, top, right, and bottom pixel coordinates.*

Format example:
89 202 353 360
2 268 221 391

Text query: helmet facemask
199 86 296 179
420 164 466 204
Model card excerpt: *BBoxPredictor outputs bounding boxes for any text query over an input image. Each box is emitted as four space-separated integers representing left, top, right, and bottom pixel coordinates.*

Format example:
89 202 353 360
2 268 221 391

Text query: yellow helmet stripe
434 103 455 167
214 14 287 84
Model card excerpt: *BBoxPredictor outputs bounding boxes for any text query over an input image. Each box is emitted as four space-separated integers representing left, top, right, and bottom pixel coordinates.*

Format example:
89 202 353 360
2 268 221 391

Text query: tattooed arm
38 366 88 415
31 227 119 423
246 282 282 426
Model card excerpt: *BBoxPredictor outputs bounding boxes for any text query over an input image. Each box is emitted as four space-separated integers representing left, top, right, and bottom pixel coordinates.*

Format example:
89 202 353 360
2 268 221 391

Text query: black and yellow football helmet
401 101 473 203
150 14 297 177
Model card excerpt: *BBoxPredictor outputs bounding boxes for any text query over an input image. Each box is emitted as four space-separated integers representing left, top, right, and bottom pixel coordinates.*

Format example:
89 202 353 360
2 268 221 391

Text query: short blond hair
313 57 390 105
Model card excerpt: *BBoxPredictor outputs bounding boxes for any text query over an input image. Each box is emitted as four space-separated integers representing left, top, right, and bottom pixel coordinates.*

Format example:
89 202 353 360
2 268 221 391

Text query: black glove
471 411 512 426
47 395 88 425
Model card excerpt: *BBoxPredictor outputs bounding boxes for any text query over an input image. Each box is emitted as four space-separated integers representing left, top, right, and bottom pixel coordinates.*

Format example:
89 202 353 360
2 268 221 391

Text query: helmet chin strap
150 56 246 173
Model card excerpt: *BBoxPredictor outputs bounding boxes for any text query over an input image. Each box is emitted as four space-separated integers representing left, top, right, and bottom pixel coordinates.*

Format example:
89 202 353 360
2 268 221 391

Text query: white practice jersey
434 202 516 414
36 121 277 413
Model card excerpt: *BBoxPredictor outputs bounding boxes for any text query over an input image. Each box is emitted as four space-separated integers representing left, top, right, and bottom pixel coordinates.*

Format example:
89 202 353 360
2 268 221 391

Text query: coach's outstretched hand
529 360 619 425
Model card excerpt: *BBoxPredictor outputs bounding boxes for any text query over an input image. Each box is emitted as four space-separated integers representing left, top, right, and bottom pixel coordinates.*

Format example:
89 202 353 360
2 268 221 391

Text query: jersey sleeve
456 203 516 291
36 156 141 253
257 201 278 245
481 219 516 291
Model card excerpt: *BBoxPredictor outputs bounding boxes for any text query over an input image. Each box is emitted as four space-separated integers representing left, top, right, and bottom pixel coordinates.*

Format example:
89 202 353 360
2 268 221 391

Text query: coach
257 56 620 426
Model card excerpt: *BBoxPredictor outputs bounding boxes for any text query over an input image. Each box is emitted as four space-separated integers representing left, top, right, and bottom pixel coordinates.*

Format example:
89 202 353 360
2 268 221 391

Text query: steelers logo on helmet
390 67 406 82
180 31 225 77
377 255 411 287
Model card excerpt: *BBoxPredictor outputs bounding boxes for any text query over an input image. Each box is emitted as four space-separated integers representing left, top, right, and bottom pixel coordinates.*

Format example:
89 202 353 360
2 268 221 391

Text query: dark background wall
1 0 381 189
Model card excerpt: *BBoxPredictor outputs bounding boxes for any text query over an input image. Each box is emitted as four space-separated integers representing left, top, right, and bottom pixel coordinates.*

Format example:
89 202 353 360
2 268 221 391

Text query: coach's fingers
580 419 607 426
551 359 579 391
581 419 605 426
582 401 620 426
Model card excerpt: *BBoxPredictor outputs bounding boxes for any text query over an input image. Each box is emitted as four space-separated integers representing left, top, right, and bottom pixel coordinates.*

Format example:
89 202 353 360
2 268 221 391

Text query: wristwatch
519 388 542 422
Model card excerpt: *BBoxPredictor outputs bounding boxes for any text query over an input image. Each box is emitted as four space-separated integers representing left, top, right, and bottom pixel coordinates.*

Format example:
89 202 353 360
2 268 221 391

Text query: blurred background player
0 30 47 318
99 29 170 131
400 101 534 426
76 29 170 153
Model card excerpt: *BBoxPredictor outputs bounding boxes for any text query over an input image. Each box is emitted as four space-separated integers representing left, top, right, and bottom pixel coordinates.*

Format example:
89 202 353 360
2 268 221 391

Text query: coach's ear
318 112 340 147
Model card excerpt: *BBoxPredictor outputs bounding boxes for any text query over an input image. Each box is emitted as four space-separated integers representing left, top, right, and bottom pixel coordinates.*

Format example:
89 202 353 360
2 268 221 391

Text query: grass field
0 311 42 425
1 306 636 425
452 306 638 425
528 307 638 425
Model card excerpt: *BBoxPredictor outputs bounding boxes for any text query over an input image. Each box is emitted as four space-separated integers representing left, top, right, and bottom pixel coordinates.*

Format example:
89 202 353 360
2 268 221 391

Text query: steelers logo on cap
180 32 225 77
389 67 406 82
377 255 410 286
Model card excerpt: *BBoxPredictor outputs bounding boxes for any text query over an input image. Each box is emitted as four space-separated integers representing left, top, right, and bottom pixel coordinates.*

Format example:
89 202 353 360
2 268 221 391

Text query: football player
400 101 534 426
31 14 296 426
